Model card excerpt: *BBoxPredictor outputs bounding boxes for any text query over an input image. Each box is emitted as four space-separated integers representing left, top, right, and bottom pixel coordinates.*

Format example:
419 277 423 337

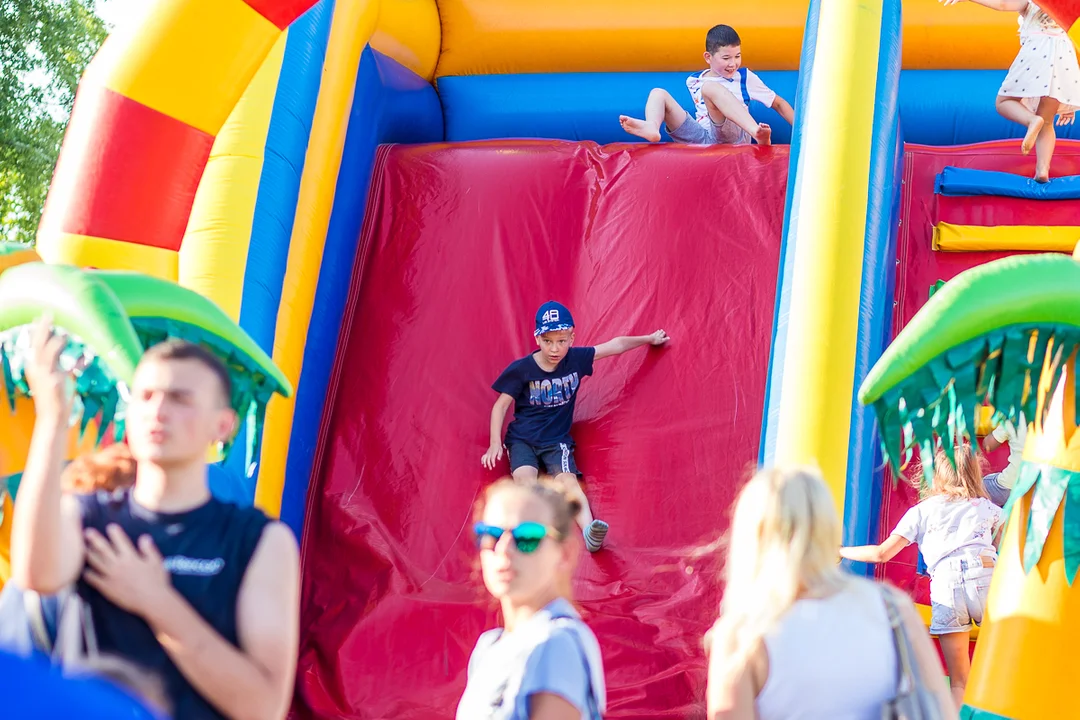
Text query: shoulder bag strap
22 589 53 655
881 587 919 693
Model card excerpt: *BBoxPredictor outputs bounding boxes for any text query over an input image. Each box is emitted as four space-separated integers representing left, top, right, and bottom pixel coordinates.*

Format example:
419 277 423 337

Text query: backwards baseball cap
534 301 575 336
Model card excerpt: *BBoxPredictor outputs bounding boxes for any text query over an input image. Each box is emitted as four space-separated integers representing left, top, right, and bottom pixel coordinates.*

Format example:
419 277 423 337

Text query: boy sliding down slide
620 24 794 145
482 302 669 552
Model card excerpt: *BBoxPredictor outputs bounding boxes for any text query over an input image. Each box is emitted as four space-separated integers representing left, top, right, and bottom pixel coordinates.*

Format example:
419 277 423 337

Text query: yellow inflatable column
771 0 883 518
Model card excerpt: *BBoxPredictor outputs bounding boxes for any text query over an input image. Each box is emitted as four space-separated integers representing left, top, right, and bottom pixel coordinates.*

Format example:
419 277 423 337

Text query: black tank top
77 490 270 720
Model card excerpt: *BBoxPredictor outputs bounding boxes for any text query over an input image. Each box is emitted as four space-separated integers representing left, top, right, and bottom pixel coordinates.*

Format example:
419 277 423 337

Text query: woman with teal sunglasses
457 478 606 720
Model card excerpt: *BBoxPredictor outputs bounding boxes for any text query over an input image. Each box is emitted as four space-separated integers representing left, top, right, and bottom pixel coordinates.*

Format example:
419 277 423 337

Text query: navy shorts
507 441 581 478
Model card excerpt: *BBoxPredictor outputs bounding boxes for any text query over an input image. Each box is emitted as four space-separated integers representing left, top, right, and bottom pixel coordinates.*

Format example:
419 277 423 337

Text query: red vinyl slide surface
294 140 787 719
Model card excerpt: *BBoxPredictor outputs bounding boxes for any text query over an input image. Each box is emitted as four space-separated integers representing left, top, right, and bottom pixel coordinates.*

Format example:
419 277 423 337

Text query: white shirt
686 69 776 127
893 495 1003 575
991 413 1027 489
756 579 897 720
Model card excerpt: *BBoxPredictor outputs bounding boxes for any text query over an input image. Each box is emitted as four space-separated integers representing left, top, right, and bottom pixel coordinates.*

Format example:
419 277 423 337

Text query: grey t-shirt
456 598 605 720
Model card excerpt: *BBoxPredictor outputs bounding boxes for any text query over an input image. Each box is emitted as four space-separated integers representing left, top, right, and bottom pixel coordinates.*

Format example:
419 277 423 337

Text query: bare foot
619 115 661 143
1035 169 1050 183
754 123 772 146
1022 116 1044 155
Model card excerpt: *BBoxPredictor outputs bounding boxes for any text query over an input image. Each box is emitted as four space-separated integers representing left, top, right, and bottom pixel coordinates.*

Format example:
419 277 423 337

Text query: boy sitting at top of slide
620 24 794 145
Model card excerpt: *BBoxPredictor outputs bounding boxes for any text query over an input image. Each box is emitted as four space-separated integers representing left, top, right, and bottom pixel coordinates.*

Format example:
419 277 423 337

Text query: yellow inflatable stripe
933 223 1080 253
773 0 883 519
180 32 288 322
255 0 380 517
37 233 178 281
87 0 280 136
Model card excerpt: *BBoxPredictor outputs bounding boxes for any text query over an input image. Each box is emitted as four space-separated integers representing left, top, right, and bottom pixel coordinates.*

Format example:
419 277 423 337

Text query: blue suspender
738 67 751 106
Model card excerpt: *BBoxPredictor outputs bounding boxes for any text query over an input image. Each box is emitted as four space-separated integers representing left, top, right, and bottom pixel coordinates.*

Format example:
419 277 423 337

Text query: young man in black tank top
11 320 300 720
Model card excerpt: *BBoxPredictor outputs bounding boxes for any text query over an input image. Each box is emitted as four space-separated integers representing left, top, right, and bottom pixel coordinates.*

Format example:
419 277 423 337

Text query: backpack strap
738 67 752 106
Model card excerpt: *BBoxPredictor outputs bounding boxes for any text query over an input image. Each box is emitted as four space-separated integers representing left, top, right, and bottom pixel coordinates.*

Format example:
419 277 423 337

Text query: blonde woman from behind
706 467 955 720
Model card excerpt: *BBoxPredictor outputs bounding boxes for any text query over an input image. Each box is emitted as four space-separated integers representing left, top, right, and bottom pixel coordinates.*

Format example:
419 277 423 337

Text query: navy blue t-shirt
493 347 595 446
76 490 270 720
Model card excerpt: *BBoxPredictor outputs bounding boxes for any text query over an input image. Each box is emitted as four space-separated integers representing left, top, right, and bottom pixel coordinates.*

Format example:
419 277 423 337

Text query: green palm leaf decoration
858 253 1080 584
0 264 291 478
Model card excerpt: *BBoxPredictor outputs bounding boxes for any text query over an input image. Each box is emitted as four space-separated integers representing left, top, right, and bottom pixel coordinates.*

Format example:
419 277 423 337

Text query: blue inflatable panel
935 166 1080 199
439 69 1080 147
440 71 798 144
279 47 443 537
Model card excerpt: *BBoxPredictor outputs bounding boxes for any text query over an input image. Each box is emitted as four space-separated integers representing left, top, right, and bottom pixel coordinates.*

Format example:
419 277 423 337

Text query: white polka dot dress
999 2 1080 115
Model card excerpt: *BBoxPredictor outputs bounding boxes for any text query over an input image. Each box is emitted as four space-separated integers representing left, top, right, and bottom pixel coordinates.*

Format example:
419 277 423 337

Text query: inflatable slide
7 0 1080 717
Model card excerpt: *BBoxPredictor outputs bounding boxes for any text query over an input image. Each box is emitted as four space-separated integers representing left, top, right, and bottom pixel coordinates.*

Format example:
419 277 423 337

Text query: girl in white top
944 0 1080 182
707 467 953 720
842 444 1002 711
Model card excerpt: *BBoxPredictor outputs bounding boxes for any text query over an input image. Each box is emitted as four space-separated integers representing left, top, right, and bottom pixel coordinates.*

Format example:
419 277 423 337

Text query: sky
95 0 135 30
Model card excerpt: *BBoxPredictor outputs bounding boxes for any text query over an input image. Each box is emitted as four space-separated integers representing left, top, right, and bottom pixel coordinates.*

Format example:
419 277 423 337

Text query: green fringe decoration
872 324 1080 485
129 317 284 476
870 324 1080 585
0 326 128 443
960 705 1014 720
1066 477 1080 584
1022 466 1071 574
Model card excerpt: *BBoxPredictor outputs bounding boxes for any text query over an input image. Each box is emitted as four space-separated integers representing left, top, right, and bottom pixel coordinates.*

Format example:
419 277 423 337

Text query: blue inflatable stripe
278 48 444 537
935 166 1080 199
226 0 336 488
238 0 335 356
439 71 798 145
842 0 903 570
760 0 821 464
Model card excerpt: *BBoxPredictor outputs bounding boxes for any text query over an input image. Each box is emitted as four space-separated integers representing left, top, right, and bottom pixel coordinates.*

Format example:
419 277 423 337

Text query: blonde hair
712 467 851 663
923 444 988 501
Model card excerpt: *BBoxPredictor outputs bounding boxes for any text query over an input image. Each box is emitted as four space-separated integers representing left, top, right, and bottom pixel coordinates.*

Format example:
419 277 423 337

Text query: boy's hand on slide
481 444 504 470
1058 112 1075 127
648 329 670 346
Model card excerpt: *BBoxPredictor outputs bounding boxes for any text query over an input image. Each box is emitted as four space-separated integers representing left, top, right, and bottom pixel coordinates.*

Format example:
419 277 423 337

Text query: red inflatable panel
294 140 787 719
882 140 1080 600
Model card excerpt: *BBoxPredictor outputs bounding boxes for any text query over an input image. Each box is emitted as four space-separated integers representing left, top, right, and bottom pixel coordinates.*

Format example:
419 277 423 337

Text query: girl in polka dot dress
945 0 1080 182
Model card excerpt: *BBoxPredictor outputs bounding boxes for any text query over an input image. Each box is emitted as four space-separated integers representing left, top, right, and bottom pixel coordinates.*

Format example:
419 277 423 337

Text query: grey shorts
667 111 751 146
929 555 995 634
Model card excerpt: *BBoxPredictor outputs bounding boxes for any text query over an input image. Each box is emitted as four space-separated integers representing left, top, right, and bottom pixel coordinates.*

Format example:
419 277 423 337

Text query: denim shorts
667 112 751 145
929 555 996 634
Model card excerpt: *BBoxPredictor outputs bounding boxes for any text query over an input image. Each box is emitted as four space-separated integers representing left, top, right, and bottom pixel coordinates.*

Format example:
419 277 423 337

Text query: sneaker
584 520 609 553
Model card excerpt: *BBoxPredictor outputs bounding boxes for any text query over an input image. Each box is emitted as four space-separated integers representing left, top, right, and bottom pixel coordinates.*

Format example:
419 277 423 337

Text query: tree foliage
1 0 106 244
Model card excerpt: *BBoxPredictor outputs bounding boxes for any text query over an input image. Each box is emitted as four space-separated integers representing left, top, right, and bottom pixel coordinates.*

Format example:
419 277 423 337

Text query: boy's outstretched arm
839 534 910 564
771 96 794 126
482 393 515 469
594 330 670 360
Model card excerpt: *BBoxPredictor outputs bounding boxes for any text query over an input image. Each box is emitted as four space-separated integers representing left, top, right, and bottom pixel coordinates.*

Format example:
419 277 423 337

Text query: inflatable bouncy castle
4 0 1080 716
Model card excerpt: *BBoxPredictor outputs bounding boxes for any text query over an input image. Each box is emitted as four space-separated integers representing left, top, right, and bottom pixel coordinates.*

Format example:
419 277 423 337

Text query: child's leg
511 465 539 482
619 88 686 143
1034 97 1061 182
553 472 608 552
700 83 771 145
553 472 594 527
938 632 972 711
996 95 1044 155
